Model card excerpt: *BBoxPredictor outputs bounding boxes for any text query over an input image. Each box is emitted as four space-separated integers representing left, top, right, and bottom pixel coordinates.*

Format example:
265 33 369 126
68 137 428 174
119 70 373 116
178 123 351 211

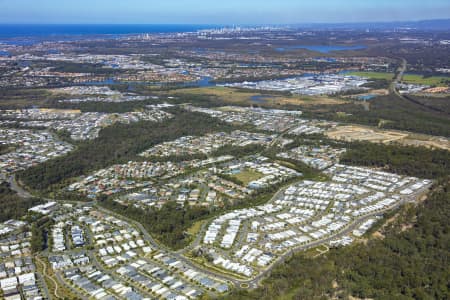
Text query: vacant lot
327 125 450 151
39 108 81 114
166 86 346 106
0 88 55 109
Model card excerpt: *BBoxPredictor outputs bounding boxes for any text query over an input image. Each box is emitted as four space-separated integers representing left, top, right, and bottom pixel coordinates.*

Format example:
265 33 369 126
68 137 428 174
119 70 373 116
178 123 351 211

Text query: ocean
0 24 216 42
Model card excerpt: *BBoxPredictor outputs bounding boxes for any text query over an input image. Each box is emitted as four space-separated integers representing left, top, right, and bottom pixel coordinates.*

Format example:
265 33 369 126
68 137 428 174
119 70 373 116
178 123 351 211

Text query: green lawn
348 72 394 80
349 71 449 86
186 219 205 236
402 74 449 86
233 169 264 186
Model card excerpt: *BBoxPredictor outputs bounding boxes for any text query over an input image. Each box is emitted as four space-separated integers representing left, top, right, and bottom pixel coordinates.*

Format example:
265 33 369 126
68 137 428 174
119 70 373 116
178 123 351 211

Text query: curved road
7 119 430 291
8 176 34 198
12 169 429 290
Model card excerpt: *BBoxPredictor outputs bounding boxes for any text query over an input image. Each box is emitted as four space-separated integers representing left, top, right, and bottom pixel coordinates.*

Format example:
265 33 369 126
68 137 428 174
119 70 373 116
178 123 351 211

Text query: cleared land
165 87 346 106
39 108 82 114
327 125 450 151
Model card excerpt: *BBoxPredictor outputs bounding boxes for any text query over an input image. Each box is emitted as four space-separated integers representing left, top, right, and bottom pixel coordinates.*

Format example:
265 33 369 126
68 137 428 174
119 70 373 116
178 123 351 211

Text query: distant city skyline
0 0 450 24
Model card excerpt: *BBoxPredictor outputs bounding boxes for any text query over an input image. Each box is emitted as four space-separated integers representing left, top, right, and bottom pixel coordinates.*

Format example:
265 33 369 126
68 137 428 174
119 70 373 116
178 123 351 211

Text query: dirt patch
327 125 450 151
348 296 374 300
39 108 82 114
332 280 339 289
371 231 385 240
401 223 414 232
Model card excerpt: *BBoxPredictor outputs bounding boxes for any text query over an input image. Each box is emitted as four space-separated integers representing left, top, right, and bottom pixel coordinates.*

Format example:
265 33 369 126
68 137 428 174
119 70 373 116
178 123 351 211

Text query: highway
390 57 407 97
391 58 450 115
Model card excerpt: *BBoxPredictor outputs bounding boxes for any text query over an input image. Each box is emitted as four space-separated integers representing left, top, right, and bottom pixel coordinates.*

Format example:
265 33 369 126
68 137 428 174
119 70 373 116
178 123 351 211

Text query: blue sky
0 0 449 24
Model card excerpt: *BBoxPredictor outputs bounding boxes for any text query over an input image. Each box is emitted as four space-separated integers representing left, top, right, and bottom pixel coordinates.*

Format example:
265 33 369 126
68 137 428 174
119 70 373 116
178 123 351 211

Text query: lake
356 94 377 101
250 95 274 104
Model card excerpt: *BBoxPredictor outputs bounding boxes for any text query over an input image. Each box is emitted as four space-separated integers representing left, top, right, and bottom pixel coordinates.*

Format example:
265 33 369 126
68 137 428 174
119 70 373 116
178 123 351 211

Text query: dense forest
48 97 159 113
100 199 210 249
30 216 53 253
406 95 450 115
301 94 450 137
224 177 450 300
48 61 118 75
341 142 450 179
17 110 236 191
211 144 267 158
0 182 42 222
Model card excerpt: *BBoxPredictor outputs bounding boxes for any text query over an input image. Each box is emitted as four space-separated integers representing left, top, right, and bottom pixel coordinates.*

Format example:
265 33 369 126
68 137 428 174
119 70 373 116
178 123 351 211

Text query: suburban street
101 175 430 290
10 166 430 293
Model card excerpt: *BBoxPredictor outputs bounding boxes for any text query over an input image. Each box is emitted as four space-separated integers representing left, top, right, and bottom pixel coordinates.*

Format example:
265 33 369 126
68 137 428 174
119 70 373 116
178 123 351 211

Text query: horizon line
0 18 449 26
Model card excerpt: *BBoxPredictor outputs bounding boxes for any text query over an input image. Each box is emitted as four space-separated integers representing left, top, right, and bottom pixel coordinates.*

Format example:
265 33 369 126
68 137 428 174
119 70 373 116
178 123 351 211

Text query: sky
0 0 449 24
